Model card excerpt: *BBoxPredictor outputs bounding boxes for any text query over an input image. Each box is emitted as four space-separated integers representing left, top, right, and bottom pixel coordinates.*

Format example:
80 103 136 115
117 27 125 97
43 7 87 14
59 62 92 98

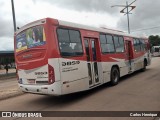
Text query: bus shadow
30 83 111 109
30 68 152 108
120 68 151 82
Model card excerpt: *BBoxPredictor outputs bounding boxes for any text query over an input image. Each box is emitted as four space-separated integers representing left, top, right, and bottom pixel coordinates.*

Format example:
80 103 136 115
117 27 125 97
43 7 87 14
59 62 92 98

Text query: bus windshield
16 25 46 52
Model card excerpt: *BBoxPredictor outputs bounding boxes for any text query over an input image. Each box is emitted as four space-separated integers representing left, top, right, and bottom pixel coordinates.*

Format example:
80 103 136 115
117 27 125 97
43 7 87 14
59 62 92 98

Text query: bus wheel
110 67 120 86
141 60 147 72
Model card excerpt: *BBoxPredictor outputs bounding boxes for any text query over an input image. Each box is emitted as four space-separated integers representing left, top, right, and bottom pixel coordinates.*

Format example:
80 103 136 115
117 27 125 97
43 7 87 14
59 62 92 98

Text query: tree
149 35 160 46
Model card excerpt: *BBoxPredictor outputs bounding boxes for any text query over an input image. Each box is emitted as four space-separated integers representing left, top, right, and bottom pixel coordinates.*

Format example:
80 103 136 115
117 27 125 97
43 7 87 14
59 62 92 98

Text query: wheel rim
112 70 118 82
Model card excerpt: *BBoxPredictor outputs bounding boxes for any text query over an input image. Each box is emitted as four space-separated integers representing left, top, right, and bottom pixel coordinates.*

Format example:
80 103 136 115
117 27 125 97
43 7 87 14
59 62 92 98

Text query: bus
14 18 151 96
152 46 160 57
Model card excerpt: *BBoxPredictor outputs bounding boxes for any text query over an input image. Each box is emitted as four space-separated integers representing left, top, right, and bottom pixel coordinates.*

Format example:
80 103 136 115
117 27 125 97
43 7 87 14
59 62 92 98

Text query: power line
131 26 160 33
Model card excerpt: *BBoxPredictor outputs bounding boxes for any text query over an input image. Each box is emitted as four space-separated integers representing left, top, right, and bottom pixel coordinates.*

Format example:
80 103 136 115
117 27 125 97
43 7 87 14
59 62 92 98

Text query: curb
0 74 25 100
0 73 16 80
0 89 25 101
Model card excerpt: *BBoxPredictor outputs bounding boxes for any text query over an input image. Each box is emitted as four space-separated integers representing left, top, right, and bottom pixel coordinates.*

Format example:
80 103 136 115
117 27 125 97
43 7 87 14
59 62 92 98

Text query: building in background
0 51 15 69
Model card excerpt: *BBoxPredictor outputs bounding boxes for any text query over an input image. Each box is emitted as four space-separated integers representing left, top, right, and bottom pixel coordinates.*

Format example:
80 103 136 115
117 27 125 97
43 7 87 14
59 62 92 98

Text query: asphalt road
0 78 18 91
0 57 159 120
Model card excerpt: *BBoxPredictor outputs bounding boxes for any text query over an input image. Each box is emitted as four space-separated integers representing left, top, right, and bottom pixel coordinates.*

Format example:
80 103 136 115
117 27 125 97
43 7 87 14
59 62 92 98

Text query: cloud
117 0 160 35
0 1 14 37
33 0 126 15
0 37 13 51
14 0 119 28
0 19 14 37
0 0 36 51
0 0 160 51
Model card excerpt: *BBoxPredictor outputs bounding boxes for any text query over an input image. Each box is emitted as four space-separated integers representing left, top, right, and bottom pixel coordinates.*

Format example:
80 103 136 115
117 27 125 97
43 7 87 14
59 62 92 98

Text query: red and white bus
14 18 151 95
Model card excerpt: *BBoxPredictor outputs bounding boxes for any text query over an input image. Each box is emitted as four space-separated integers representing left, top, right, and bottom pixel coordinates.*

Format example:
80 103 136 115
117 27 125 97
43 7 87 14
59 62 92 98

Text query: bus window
100 34 115 54
113 36 124 53
118 37 125 52
155 48 160 52
57 28 83 57
134 39 141 52
84 40 90 61
91 40 97 61
137 39 141 52
100 34 107 53
113 36 119 49
106 34 115 53
57 29 70 42
141 39 146 51
16 25 46 52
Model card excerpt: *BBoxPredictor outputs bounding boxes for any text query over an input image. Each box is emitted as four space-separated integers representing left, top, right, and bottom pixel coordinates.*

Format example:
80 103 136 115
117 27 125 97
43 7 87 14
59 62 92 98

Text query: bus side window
155 47 160 52
137 39 141 52
60 43 73 56
118 37 125 52
74 43 83 55
100 34 115 54
134 38 141 52
57 28 83 57
113 36 124 53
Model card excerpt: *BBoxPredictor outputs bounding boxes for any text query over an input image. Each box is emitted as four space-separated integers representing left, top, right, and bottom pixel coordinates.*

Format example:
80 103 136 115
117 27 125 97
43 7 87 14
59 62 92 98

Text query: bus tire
110 67 120 86
141 60 147 72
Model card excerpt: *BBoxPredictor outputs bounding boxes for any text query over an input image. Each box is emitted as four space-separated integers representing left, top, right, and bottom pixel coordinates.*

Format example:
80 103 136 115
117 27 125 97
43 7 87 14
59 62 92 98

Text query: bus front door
84 38 100 87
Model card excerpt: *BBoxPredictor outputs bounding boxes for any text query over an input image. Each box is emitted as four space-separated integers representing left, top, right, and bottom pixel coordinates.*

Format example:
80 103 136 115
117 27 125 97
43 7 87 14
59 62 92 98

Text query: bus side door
125 40 134 72
84 38 100 87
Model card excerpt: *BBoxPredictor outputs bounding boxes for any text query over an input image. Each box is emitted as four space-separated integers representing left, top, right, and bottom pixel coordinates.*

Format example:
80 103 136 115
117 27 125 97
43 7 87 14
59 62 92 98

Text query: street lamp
11 0 16 32
111 0 136 34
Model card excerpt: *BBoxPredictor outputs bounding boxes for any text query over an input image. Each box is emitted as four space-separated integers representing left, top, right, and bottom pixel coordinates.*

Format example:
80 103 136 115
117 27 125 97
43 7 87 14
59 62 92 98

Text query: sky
0 0 160 51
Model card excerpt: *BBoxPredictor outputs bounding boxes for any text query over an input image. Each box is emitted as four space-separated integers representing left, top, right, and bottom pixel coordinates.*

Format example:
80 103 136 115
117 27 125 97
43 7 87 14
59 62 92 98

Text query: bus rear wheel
110 67 120 86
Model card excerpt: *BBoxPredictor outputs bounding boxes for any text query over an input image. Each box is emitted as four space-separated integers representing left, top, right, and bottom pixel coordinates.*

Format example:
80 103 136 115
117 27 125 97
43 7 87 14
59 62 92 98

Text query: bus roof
58 19 148 39
16 17 148 39
58 20 127 36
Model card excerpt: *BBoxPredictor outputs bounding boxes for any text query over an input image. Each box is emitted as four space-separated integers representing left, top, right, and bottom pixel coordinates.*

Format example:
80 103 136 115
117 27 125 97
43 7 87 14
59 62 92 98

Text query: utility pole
11 0 16 32
111 0 136 34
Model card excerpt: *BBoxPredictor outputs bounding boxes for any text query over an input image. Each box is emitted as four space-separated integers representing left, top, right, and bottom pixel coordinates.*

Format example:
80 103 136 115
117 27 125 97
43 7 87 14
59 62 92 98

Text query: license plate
28 79 35 84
